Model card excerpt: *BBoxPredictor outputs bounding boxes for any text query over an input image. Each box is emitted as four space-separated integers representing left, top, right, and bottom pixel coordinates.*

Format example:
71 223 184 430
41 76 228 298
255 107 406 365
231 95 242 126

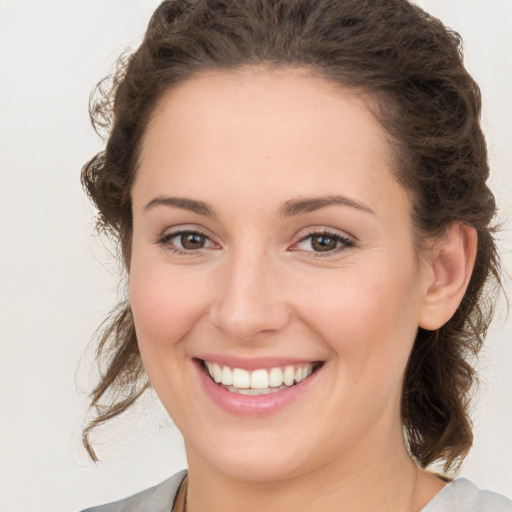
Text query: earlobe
418 223 477 331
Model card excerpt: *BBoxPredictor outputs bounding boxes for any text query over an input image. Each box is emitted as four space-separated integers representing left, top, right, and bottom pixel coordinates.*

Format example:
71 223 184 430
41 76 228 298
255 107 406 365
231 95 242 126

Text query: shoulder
422 477 512 512
79 470 188 512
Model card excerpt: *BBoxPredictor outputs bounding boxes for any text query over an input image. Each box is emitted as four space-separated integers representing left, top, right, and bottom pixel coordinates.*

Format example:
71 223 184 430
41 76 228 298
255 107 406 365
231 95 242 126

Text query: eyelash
293 229 355 257
155 228 355 257
155 229 216 256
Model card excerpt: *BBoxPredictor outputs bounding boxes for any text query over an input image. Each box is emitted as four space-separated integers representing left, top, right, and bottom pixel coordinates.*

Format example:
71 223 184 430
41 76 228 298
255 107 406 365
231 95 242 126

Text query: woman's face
130 68 432 481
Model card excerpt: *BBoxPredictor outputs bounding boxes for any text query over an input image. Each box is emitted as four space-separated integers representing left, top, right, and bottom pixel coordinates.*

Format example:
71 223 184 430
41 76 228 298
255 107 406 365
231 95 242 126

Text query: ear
418 222 477 331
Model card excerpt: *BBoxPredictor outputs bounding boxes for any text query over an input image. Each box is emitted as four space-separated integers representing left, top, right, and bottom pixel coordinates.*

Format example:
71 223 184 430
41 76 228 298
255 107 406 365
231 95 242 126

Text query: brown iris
310 233 338 252
181 232 206 250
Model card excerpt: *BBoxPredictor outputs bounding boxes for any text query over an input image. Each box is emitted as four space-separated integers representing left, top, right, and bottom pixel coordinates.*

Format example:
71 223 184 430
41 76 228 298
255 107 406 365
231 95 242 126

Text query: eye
157 230 217 253
292 230 354 255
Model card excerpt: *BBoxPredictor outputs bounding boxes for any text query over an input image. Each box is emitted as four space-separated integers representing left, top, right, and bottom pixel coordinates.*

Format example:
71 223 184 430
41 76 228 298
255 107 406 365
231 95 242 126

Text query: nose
209 247 291 341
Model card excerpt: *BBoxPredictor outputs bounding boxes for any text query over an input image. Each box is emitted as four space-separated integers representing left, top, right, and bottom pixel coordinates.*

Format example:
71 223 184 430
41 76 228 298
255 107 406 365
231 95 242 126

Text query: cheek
129 258 210 353
128 257 218 420
293 257 421 380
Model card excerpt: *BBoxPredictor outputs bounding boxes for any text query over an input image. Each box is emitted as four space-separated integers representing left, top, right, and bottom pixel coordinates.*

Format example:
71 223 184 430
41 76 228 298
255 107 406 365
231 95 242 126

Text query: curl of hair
82 0 501 468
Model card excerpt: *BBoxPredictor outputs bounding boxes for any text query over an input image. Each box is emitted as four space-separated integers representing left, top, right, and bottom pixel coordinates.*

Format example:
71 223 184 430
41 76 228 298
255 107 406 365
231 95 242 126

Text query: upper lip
195 354 322 371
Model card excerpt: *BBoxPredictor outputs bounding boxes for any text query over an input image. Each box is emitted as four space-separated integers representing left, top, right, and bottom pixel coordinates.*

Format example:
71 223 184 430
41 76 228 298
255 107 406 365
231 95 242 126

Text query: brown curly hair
82 0 501 469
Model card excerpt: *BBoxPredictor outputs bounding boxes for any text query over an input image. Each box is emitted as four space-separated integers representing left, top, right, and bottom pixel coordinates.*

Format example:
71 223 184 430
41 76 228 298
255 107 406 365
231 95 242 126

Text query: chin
214 455 306 483
187 431 315 483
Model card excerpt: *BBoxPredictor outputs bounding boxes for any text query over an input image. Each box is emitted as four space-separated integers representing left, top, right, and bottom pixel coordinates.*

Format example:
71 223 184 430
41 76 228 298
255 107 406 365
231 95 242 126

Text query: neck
183 427 443 512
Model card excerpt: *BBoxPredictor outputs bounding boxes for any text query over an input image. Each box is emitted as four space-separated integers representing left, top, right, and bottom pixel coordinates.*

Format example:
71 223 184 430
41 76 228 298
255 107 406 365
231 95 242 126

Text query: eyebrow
280 195 375 217
143 194 374 217
143 196 215 216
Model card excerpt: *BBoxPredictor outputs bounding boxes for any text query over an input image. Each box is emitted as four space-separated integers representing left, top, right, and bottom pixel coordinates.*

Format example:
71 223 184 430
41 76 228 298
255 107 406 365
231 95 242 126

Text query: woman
80 0 511 510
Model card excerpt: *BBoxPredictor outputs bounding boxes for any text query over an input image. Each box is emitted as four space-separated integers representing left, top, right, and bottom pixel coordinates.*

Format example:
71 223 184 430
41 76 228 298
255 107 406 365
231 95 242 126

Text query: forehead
134 67 408 221
143 67 387 161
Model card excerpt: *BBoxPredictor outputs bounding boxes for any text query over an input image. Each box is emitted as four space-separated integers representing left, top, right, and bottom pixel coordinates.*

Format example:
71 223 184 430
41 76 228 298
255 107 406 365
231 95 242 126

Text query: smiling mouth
200 359 324 396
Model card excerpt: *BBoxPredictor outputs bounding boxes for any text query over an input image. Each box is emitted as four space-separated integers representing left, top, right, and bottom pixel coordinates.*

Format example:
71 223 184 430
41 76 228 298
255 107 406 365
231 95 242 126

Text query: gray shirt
80 470 512 512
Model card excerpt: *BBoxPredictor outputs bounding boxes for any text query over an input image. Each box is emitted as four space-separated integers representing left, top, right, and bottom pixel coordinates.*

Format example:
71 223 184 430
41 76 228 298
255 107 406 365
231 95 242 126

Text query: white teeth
221 365 233 386
250 369 269 389
204 361 317 392
283 365 295 386
269 367 283 387
225 384 290 395
232 368 251 389
208 362 222 383
235 387 272 395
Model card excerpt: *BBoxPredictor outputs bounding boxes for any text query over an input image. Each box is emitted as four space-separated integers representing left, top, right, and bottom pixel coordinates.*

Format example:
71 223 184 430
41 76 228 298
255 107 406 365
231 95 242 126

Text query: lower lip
194 359 321 417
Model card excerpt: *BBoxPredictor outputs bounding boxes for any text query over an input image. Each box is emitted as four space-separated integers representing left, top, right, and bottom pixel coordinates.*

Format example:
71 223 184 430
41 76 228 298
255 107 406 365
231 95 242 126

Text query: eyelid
155 223 218 242
289 227 356 255
153 224 355 256
154 224 221 254
291 226 356 244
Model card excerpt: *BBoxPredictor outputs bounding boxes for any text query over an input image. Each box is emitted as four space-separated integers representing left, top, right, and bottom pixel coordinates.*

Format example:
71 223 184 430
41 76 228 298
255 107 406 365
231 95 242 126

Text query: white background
0 1 510 510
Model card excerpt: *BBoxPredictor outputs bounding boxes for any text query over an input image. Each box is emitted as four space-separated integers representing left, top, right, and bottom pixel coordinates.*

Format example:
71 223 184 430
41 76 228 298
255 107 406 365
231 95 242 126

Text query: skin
129 67 475 511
